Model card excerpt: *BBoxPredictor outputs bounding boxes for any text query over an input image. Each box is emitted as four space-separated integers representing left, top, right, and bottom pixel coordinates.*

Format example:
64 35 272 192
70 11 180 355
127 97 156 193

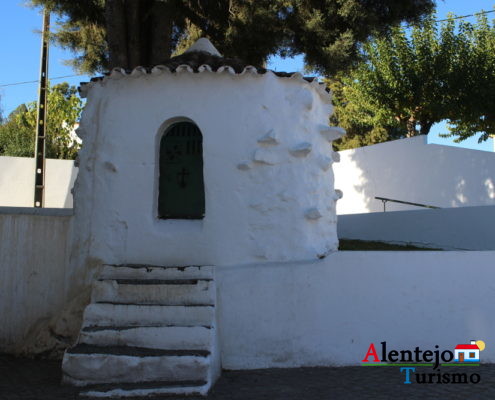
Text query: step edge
79 385 208 398
93 302 215 307
82 324 213 332
96 278 213 284
104 264 214 270
66 345 211 357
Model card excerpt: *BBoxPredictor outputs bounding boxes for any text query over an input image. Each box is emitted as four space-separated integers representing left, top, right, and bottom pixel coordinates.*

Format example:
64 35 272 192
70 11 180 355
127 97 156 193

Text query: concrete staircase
62 264 220 398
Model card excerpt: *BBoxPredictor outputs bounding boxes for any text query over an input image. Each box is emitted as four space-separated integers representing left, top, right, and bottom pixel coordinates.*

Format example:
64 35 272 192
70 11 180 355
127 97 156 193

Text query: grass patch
339 239 440 251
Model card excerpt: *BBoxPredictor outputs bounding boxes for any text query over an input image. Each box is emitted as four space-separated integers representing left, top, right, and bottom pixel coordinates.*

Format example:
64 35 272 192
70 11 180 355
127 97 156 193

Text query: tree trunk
105 0 129 69
150 1 173 65
420 120 433 135
126 0 143 69
406 117 418 137
105 0 174 70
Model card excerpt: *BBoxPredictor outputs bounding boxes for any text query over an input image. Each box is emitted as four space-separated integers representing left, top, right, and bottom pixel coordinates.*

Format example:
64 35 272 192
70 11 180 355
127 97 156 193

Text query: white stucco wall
334 136 495 214
0 208 81 355
338 205 495 250
216 251 495 368
75 69 341 267
0 156 77 208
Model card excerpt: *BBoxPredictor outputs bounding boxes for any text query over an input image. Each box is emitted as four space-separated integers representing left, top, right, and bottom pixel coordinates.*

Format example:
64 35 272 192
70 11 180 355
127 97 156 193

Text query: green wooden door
158 122 205 219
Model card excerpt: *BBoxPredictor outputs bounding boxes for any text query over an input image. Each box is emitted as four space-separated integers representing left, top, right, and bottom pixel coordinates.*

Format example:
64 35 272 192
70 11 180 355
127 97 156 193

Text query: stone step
100 265 213 281
91 279 215 306
79 325 213 350
62 345 209 386
80 380 208 398
82 303 214 328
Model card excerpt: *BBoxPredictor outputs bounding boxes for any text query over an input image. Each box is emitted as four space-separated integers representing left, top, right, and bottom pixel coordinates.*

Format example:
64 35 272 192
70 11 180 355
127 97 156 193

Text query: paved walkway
1 355 495 399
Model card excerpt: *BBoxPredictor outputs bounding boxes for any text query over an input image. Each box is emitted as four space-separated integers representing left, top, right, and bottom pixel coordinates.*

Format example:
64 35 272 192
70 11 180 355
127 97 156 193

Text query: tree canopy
0 83 82 159
30 0 434 75
331 11 495 150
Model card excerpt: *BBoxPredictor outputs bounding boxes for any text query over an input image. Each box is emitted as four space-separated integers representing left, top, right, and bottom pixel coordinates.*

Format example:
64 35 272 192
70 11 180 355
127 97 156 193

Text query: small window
158 121 205 219
469 352 476 358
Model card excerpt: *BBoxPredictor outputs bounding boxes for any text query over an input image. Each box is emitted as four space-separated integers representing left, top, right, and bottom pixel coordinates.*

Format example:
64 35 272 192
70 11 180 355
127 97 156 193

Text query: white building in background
334 135 495 214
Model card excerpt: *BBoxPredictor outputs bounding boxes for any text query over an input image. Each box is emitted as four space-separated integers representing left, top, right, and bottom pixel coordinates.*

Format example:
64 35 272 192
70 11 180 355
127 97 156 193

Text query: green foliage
330 11 495 149
0 83 83 159
327 74 407 150
28 0 434 75
441 13 495 143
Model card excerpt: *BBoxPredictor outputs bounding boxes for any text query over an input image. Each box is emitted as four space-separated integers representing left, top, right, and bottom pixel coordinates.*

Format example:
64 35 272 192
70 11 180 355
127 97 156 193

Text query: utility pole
34 9 50 207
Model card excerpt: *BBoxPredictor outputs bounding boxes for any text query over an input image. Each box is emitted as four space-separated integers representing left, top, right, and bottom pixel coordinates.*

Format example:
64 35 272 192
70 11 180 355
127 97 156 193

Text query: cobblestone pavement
2 355 495 400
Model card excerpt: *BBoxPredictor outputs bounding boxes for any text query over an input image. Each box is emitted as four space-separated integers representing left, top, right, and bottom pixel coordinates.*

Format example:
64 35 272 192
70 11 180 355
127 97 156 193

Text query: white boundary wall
334 136 495 214
2 229 495 368
0 156 77 208
338 205 495 250
0 208 76 353
217 251 495 368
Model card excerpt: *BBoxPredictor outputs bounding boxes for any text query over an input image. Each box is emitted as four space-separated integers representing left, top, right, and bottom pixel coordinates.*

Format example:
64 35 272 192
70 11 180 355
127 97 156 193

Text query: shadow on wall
334 136 495 215
63 166 79 208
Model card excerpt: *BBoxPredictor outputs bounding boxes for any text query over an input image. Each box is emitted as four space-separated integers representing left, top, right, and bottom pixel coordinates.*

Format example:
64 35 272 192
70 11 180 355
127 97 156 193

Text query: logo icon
454 340 485 363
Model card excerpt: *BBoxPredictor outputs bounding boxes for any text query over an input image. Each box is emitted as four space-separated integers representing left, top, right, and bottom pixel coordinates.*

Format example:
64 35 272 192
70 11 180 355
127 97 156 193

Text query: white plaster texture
76 68 340 266
216 251 495 368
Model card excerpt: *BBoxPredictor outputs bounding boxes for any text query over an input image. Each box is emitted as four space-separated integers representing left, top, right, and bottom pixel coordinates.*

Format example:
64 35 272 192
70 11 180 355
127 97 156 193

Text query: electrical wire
435 9 495 23
0 74 83 88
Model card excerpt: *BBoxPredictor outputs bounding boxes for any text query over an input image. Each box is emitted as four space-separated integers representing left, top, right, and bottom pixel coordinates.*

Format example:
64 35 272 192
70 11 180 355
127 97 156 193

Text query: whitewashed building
61 39 344 397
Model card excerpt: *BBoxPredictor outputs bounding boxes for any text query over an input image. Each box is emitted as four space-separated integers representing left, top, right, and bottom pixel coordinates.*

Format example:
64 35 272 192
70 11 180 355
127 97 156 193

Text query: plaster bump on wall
249 203 270 215
319 125 346 142
237 162 251 171
104 161 118 173
331 151 340 163
290 142 312 157
253 148 280 165
151 65 171 75
317 155 333 171
290 72 304 80
131 66 147 77
217 66 236 75
198 64 213 73
109 67 126 79
257 129 279 145
305 207 323 220
277 190 294 203
241 66 258 75
79 82 94 96
176 65 194 73
334 189 343 200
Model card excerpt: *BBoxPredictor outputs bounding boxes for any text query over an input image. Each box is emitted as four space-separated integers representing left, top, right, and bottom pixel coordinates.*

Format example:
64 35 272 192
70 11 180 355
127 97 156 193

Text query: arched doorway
158 121 205 219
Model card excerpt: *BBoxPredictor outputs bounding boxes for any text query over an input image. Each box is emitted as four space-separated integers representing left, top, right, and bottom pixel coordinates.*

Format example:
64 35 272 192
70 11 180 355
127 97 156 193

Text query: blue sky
0 0 493 151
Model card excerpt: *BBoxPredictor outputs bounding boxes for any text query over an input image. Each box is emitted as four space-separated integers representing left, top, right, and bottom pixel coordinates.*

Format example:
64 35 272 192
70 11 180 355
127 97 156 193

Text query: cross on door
177 167 190 188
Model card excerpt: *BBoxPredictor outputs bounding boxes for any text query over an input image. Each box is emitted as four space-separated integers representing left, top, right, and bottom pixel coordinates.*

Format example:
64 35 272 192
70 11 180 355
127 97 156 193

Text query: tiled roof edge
79 65 331 103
